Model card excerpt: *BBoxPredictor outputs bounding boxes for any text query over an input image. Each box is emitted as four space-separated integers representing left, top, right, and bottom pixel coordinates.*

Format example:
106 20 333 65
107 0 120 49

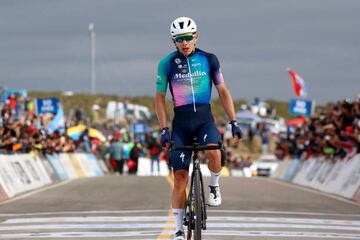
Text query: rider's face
174 33 198 57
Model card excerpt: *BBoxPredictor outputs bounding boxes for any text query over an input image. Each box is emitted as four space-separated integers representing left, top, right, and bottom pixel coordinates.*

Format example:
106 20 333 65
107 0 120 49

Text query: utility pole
88 23 96 95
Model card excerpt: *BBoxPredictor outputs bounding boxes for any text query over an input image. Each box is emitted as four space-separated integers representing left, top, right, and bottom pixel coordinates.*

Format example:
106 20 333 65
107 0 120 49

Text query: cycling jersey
156 48 225 111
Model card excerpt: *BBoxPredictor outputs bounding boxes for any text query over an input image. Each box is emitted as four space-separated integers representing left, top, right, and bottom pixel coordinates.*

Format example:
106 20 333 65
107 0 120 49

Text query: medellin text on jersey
156 48 225 108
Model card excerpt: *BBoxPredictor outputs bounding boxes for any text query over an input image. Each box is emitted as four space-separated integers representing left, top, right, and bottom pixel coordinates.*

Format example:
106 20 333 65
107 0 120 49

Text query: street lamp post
88 23 96 95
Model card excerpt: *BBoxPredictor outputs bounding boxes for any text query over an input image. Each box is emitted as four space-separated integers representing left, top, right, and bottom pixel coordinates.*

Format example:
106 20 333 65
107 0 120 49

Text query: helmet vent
172 23 176 29
187 20 192 26
179 21 184 29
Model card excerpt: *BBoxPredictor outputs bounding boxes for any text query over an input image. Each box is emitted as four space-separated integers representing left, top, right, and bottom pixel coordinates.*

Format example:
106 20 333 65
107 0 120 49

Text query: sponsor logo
203 134 208 142
175 58 181 64
174 71 207 80
192 63 201 67
180 152 185 163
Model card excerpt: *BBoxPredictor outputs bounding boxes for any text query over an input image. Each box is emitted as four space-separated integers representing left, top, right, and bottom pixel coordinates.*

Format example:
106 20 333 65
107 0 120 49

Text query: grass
28 91 307 127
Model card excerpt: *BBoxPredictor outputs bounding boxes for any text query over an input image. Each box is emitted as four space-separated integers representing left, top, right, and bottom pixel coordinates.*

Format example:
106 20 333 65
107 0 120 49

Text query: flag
287 68 307 97
47 103 65 134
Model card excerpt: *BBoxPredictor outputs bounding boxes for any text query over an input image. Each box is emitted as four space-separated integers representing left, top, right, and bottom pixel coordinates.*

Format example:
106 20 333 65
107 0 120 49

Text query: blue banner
36 98 58 115
289 98 314 117
1 88 27 102
131 123 149 134
46 154 68 181
47 103 65 134
86 154 104 176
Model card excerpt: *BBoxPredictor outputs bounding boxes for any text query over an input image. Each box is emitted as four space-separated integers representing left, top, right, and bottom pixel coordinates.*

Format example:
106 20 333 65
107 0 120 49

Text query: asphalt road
0 175 359 240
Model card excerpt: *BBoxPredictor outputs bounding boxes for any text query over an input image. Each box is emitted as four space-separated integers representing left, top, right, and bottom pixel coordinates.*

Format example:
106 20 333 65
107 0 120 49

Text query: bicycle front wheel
194 168 202 240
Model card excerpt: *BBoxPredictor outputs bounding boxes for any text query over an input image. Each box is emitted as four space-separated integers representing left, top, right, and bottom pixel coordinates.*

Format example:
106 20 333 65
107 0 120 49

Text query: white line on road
4 216 360 226
0 230 360 239
1 209 360 218
0 222 360 231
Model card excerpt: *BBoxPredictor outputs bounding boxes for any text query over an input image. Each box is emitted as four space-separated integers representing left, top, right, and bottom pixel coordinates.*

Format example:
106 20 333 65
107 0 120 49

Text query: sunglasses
174 34 195 43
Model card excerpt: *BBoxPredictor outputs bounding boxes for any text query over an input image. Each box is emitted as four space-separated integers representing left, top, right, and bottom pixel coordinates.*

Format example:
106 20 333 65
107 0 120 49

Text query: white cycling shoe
208 185 222 206
173 230 185 240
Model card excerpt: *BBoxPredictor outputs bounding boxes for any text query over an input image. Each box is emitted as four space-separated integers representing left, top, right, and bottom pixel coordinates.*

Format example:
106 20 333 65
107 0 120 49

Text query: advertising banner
0 155 19 197
46 154 69 181
337 155 360 198
58 154 78 179
35 98 58 115
321 160 347 194
0 184 9 202
73 153 97 177
68 154 85 177
289 98 314 117
85 154 104 176
283 160 301 182
37 154 59 182
274 160 291 179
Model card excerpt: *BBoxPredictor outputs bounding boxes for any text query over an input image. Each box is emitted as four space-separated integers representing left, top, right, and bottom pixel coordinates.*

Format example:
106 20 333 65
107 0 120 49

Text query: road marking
156 175 174 240
1 209 359 218
0 222 360 231
208 209 360 218
264 178 360 206
0 180 73 206
0 230 360 239
4 215 360 226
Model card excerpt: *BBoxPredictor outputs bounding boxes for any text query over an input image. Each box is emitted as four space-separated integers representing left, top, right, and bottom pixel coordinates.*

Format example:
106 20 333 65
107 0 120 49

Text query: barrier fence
273 154 360 203
1 152 359 204
0 153 107 202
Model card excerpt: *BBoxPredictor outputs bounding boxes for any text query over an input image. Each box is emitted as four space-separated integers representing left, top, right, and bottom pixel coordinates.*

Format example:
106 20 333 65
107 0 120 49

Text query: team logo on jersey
174 71 207 80
175 58 181 64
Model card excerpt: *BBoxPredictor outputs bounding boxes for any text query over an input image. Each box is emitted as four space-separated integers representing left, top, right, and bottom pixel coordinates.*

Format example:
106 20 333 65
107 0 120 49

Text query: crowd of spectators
275 98 360 160
0 92 95 155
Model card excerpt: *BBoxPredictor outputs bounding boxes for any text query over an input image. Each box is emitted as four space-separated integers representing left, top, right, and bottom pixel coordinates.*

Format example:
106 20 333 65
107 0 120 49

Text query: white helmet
170 17 197 37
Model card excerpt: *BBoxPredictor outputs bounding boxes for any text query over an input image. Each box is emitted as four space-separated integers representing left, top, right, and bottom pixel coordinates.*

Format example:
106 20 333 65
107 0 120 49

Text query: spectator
275 98 360 160
108 134 124 174
256 122 270 154
128 141 142 175
148 137 162 175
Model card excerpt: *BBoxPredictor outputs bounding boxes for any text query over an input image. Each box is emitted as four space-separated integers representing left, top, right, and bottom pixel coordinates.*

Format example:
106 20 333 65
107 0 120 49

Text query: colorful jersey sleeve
156 57 170 93
207 53 225 85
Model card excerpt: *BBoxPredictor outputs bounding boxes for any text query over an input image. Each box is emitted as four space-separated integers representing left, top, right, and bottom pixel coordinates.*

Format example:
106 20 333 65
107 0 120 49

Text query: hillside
29 92 295 126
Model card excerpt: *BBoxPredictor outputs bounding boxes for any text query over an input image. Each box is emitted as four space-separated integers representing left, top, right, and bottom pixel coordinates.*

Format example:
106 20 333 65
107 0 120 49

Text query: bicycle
170 138 225 240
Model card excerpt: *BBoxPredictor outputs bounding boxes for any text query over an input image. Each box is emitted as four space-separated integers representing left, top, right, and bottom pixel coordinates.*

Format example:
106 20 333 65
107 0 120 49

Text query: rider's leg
206 149 222 186
172 169 188 233
198 119 223 206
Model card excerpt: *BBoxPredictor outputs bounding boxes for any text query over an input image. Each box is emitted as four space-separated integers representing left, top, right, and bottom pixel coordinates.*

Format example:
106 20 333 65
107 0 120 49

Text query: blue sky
0 0 359 104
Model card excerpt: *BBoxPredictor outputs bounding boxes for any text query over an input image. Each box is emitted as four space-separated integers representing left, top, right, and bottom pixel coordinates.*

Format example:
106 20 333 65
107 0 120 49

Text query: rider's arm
155 92 168 129
207 53 237 121
216 83 236 121
155 57 169 129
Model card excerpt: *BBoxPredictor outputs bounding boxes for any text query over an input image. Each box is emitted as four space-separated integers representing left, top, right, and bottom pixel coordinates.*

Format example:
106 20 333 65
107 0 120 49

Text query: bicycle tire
186 174 194 240
194 168 202 240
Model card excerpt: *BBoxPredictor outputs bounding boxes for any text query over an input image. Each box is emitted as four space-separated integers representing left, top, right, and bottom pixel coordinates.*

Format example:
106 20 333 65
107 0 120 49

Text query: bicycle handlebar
170 143 223 152
168 141 227 167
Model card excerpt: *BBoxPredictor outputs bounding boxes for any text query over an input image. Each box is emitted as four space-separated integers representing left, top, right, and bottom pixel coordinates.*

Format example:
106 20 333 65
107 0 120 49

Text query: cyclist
155 17 242 239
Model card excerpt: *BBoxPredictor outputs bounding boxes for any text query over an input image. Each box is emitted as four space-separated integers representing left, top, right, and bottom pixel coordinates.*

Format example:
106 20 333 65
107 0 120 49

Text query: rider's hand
160 127 171 147
230 120 242 146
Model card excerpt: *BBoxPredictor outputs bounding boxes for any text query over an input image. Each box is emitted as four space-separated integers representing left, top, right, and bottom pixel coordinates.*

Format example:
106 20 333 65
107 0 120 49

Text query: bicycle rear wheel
194 168 202 240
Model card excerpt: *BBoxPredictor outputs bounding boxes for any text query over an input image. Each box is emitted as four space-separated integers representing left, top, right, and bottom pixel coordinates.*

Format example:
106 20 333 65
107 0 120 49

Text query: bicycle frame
170 141 224 240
